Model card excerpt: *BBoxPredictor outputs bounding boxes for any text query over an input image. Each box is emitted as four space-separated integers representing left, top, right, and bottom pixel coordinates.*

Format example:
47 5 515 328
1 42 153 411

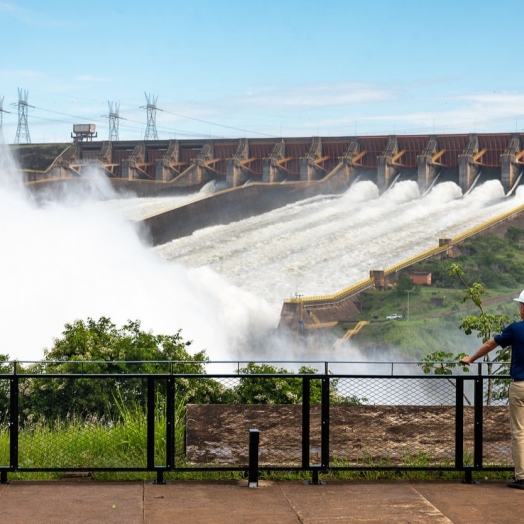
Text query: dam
3 135 524 361
15 132 524 196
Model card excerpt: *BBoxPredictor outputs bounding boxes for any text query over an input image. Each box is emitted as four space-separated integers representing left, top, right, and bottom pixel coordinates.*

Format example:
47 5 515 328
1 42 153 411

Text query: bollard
248 429 260 488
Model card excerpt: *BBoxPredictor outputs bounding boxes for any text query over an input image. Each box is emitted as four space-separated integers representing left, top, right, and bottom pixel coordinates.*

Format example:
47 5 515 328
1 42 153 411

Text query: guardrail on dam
14 131 524 195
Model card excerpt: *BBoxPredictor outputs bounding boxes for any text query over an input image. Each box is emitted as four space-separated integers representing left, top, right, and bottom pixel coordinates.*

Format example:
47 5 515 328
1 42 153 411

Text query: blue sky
1 0 523 143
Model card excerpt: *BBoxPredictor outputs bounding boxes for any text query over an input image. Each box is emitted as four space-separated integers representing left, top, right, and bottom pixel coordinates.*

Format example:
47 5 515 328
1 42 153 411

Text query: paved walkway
0 479 521 523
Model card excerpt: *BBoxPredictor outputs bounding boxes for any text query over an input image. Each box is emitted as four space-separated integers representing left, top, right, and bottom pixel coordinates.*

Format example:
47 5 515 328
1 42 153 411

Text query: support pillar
377 136 399 193
501 134 521 195
121 160 139 180
122 143 145 180
299 156 322 182
226 158 249 187
458 134 480 193
370 270 386 290
417 136 440 191
300 137 323 182
156 140 179 181
226 138 249 187
262 158 283 182
263 140 286 183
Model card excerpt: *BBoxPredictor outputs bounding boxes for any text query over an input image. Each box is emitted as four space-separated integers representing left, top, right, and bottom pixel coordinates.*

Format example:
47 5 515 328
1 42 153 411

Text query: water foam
0 147 274 361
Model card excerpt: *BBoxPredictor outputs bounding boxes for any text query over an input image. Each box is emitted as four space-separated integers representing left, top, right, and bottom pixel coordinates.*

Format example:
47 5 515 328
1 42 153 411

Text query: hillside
335 229 524 359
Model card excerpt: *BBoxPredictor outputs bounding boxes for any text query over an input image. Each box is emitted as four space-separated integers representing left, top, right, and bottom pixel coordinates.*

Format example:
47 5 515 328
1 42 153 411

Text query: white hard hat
513 290 524 303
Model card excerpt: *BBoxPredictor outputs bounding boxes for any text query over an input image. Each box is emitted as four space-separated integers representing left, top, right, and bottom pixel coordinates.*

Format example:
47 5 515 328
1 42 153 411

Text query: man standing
459 290 524 489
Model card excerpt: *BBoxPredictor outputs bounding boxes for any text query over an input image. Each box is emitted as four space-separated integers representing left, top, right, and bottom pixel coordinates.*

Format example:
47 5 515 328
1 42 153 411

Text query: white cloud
0 2 60 26
75 75 113 83
237 82 396 110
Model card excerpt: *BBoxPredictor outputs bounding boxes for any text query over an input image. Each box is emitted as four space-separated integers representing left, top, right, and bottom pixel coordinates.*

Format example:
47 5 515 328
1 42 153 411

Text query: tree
419 350 471 405
19 317 228 422
233 363 363 405
505 226 524 247
395 273 414 296
448 264 511 404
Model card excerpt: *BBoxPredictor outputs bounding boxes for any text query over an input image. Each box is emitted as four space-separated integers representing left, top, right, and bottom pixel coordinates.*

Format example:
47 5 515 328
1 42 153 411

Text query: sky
1 0 524 143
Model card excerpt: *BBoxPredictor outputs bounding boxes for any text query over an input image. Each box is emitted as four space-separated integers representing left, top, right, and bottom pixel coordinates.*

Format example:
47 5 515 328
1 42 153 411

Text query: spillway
2 146 524 363
154 179 524 309
99 180 224 220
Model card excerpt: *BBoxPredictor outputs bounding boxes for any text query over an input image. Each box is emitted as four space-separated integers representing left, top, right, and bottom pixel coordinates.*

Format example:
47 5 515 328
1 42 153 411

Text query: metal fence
0 360 513 484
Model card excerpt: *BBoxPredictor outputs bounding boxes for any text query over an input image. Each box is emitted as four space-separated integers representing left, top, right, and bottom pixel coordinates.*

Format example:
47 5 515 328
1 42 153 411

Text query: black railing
0 361 512 485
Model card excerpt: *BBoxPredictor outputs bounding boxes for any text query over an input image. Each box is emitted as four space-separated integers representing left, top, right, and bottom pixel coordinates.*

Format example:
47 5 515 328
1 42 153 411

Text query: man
459 290 524 489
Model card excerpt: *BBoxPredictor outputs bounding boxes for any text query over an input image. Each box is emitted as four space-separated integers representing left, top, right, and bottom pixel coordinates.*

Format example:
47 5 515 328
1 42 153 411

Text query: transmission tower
13 88 32 144
106 101 121 141
0 96 10 144
141 93 159 140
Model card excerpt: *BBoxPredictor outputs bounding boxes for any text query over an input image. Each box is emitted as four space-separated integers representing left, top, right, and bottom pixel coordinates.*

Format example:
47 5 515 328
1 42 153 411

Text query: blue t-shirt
494 320 524 380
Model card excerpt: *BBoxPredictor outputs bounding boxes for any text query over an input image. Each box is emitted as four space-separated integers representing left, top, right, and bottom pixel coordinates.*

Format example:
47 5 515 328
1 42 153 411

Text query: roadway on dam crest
0 479 519 523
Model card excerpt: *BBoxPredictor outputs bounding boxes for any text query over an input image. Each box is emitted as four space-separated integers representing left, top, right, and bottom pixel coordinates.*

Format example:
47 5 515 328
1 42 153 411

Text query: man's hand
459 356 474 366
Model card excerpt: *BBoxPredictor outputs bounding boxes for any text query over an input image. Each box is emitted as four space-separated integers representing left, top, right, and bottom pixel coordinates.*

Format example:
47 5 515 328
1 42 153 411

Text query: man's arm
459 339 499 365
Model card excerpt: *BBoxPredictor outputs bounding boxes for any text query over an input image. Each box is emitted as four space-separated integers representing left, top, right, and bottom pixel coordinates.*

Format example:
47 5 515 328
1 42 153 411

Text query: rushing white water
0 151 272 362
99 180 225 220
2 139 523 364
155 179 524 309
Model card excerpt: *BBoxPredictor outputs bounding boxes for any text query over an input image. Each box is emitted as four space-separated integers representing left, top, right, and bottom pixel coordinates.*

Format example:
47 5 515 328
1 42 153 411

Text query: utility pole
12 88 32 144
141 93 159 140
406 290 412 322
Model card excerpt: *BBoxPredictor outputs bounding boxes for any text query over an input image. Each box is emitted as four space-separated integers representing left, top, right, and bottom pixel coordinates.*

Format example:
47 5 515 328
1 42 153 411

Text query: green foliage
406 230 524 289
449 264 511 345
506 226 524 247
447 264 512 404
395 273 414 295
419 351 470 375
234 363 310 404
17 317 223 423
233 363 363 405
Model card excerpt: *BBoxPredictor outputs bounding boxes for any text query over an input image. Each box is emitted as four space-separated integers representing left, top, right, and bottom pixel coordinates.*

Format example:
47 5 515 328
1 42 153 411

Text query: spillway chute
506 171 523 197
422 171 441 197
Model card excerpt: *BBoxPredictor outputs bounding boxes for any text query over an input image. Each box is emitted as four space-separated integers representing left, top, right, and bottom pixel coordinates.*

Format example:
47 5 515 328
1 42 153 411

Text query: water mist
0 145 276 361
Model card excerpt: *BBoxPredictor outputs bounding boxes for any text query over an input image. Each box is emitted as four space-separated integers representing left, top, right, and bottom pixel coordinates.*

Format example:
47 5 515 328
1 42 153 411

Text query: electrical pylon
107 101 120 141
13 88 32 144
141 93 159 140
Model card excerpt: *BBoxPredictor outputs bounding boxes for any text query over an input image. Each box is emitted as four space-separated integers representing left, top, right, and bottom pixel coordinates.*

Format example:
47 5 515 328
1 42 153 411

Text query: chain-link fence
0 362 514 483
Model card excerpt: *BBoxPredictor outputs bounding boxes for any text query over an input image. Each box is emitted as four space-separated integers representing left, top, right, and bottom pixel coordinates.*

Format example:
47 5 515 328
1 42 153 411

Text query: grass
0 416 513 482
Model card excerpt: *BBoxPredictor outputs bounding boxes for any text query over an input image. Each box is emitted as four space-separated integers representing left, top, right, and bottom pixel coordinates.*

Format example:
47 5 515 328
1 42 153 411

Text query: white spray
0 145 275 361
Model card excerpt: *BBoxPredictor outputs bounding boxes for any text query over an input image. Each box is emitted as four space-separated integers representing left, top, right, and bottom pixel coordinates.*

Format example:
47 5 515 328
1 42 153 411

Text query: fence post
10 361 19 473
302 376 310 470
146 377 155 471
320 373 330 469
166 377 175 469
473 372 484 470
455 377 464 472
248 429 259 488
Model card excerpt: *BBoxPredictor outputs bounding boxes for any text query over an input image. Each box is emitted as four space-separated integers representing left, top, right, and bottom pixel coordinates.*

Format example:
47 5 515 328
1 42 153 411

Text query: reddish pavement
0 479 521 523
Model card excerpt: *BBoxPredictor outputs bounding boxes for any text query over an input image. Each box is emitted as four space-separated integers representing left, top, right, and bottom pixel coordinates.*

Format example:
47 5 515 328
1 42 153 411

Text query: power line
160 107 277 138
